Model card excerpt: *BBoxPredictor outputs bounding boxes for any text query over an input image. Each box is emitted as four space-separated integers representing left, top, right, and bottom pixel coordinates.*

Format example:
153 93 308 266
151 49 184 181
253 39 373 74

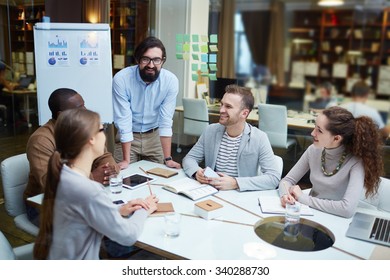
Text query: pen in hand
282 182 296 206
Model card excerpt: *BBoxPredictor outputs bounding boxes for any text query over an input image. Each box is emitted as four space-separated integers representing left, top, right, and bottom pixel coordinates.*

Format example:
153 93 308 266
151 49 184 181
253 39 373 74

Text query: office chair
1 153 39 236
182 98 209 137
359 177 390 213
0 230 34 260
274 155 284 178
258 103 297 160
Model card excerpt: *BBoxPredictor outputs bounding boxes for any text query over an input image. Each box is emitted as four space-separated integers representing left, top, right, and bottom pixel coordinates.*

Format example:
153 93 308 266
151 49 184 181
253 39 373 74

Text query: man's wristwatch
163 156 172 164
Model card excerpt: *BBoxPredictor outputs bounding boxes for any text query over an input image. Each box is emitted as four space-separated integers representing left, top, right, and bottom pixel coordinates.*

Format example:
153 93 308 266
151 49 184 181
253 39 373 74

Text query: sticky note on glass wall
176 34 184 43
183 43 190 52
210 34 218 43
192 73 198 81
192 53 199 60
176 43 183 52
209 54 217 63
192 63 199 71
201 64 208 73
184 34 191 42
176 53 183 59
201 35 209 42
183 53 190 60
201 54 208 63
209 64 217 71
192 44 200 52
201 45 208 53
209 45 218 52
209 73 217 80
192 34 199 43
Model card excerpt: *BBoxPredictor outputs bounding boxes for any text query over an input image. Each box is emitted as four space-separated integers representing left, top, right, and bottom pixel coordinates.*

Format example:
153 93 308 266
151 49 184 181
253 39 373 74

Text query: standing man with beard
113 37 181 169
182 85 280 191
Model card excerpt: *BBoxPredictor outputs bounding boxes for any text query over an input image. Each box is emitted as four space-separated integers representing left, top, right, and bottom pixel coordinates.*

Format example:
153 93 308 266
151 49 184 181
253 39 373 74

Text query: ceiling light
318 0 344 6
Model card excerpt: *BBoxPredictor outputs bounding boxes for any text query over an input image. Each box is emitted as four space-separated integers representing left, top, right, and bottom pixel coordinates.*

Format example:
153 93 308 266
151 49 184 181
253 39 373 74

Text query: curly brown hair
322 107 383 198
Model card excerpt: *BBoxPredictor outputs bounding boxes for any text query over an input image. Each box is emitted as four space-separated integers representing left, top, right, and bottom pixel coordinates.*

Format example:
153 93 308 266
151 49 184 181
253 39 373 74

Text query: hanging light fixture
318 0 344 6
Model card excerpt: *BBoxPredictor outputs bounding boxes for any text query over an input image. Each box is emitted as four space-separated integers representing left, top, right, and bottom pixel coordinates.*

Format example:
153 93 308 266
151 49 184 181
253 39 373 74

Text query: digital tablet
122 173 156 190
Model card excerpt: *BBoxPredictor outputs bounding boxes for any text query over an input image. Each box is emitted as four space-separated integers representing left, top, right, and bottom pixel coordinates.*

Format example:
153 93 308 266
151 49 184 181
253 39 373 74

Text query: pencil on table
139 167 148 175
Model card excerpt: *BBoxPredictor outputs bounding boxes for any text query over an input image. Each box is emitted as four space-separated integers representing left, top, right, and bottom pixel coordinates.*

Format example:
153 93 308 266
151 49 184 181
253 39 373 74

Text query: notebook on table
346 212 390 247
162 177 218 201
258 196 314 216
146 167 178 178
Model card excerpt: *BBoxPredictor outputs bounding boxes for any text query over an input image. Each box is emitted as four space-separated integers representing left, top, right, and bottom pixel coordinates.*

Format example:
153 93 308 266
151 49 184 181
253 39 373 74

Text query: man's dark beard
139 66 160 83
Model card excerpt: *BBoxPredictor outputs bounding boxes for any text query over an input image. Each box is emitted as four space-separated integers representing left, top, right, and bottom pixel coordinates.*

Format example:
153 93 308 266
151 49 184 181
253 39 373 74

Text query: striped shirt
215 132 242 177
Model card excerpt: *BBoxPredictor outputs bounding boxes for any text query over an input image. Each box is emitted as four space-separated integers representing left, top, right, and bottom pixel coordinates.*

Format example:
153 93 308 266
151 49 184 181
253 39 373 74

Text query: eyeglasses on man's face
139 56 164 65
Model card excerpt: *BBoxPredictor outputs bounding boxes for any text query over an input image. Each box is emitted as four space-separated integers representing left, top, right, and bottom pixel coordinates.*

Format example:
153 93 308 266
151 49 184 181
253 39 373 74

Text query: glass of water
109 174 123 194
164 212 181 237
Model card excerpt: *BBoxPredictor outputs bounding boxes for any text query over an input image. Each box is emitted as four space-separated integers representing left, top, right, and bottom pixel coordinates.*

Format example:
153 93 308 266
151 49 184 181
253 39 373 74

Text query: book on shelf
371 42 380 53
321 41 330 51
258 196 314 216
162 177 218 201
354 29 363 39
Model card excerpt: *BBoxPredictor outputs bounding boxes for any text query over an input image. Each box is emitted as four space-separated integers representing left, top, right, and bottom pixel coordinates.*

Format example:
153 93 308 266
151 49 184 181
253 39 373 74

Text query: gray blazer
182 123 281 191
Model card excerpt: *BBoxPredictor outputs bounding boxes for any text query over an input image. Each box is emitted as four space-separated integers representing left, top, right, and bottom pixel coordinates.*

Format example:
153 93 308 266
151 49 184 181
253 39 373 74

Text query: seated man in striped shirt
182 84 281 191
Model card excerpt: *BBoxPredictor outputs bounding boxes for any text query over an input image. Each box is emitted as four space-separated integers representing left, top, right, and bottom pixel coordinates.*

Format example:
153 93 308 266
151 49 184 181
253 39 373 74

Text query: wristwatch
164 156 172 163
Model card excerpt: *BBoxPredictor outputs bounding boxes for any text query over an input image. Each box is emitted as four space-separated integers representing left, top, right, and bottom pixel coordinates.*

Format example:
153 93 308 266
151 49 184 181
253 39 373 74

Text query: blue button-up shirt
112 65 179 143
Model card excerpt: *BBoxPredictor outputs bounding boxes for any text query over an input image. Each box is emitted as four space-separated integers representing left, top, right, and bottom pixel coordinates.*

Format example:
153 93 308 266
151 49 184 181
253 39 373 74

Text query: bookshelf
289 8 390 96
110 0 149 75
9 4 45 77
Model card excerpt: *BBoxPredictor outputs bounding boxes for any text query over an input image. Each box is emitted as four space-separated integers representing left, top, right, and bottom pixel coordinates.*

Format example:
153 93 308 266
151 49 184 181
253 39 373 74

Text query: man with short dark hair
113 36 181 170
182 85 280 191
24 88 119 226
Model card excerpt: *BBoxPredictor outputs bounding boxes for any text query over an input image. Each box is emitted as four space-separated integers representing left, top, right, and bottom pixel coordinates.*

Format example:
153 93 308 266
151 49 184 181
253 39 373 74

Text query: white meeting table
113 160 389 260
28 160 390 260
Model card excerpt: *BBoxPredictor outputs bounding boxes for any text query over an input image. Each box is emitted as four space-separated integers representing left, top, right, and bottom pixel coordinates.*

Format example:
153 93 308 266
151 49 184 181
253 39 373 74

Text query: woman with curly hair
279 106 383 218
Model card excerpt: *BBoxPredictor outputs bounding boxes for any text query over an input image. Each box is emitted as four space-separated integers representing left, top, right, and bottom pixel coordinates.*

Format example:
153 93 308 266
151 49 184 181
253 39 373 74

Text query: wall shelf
289 8 390 96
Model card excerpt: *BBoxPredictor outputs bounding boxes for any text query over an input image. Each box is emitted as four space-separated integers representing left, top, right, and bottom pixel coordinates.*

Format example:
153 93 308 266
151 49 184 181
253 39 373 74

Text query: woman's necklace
321 149 348 177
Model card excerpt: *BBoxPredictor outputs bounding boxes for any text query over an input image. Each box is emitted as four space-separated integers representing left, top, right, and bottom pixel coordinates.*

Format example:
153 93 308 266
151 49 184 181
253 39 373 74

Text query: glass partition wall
1 1 45 81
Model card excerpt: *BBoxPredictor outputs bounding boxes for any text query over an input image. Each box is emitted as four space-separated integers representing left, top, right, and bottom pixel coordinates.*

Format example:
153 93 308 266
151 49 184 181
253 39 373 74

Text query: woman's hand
281 194 295 207
119 195 158 216
144 195 158 215
289 185 303 201
119 200 143 216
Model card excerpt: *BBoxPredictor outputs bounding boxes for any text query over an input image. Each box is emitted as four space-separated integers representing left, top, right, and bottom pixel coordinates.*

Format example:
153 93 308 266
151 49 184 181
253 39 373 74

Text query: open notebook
258 196 314 216
162 177 218 201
